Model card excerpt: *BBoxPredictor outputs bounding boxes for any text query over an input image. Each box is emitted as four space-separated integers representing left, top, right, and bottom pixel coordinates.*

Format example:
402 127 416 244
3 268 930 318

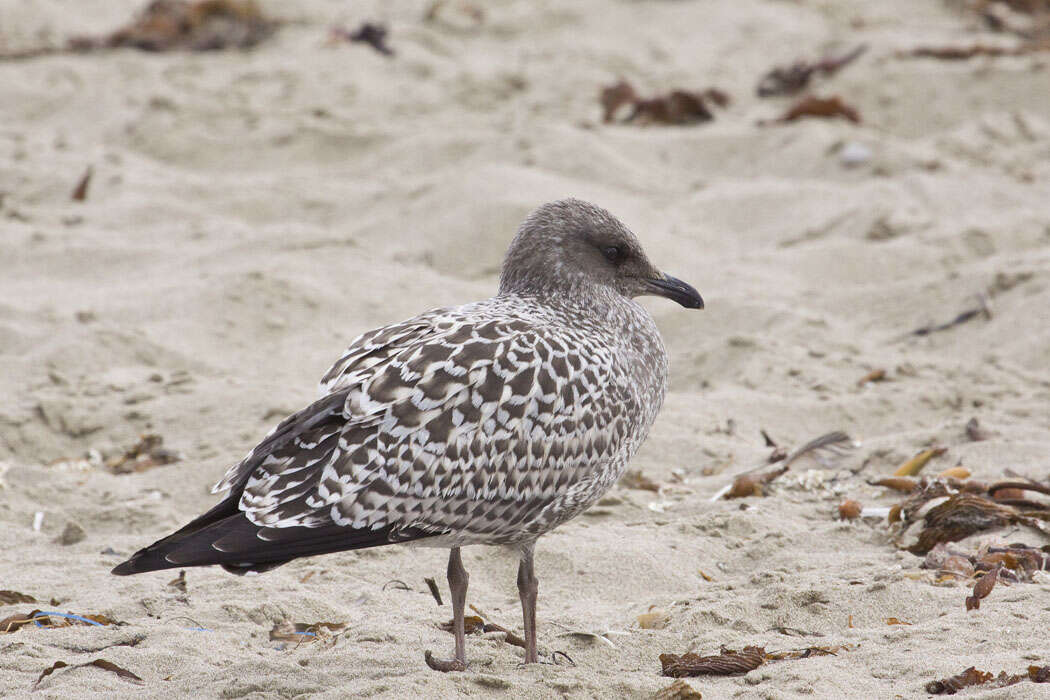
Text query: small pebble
57 521 86 545
839 141 871 168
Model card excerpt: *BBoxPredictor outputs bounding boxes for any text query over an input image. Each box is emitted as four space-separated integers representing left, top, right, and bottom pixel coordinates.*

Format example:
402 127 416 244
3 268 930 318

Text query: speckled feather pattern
211 291 668 548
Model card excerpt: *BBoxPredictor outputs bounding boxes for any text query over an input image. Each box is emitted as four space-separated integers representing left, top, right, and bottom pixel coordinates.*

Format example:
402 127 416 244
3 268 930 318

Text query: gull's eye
602 246 624 264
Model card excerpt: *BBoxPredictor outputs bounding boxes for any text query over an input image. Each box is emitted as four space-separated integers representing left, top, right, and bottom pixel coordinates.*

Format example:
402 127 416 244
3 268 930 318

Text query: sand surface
2 1 1049 697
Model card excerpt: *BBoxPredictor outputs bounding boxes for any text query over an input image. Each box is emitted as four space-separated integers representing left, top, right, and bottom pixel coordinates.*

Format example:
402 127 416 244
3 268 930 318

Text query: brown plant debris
857 368 886 386
651 679 704 700
766 95 861 125
660 646 765 677
838 500 862 520
621 469 660 492
717 431 854 500
757 44 867 97
925 663 1050 694
899 44 1044 59
0 590 37 605
71 166 93 202
328 22 395 57
2 610 116 634
885 617 912 625
661 644 855 678
600 79 729 125
938 467 971 480
893 447 947 477
965 564 1001 611
269 621 345 643
67 0 278 53
424 576 443 605
908 493 1036 555
33 659 144 690
455 607 528 649
439 614 485 634
909 295 992 337
106 434 181 474
725 465 789 499
871 477 918 493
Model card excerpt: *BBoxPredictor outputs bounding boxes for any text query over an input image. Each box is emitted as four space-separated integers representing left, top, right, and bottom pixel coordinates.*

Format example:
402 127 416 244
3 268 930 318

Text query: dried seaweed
965 564 1000 611
893 447 947 477
106 434 181 474
660 646 765 677
439 614 485 634
0 591 37 605
71 166 93 202
166 570 187 593
600 80 728 126
725 465 789 499
67 0 278 53
922 544 976 579
908 494 1027 554
33 659 144 690
328 22 394 57
938 467 971 480
660 644 855 678
651 679 704 699
856 368 886 386
926 666 995 694
757 45 867 97
765 95 861 125
925 663 1050 694
871 477 918 493
2 610 115 634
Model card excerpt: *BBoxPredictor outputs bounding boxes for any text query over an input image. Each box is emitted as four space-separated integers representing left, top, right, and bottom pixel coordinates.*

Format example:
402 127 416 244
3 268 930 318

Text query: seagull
112 198 703 670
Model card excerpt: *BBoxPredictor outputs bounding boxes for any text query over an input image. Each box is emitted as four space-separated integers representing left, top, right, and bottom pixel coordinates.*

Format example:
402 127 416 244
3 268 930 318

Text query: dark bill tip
646 274 704 309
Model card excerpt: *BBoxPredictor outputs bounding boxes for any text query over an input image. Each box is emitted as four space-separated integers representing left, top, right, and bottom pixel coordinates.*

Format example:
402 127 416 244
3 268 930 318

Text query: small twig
71 166 93 202
424 577 442 605
551 650 577 666
908 295 992 338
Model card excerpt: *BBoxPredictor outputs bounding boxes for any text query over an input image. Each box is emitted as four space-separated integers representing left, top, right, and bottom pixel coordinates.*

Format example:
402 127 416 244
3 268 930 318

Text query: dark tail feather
112 494 242 575
112 508 430 576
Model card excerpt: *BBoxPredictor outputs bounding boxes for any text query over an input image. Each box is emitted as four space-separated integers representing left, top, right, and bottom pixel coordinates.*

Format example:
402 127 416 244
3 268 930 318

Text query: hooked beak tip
646 274 704 309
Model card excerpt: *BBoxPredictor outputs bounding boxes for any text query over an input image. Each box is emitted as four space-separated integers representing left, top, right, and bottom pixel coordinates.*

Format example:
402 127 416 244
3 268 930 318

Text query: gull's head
499 198 704 309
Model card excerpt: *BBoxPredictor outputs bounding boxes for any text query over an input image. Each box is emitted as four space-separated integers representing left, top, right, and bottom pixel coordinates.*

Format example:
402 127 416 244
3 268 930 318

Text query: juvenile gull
112 198 703 670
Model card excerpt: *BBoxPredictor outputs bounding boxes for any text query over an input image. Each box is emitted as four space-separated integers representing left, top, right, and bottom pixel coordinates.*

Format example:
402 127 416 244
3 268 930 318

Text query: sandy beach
2 0 1049 697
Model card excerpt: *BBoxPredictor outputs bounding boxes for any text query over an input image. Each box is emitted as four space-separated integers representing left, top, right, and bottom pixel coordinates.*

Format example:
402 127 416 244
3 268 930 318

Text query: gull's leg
424 546 469 672
517 541 539 664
